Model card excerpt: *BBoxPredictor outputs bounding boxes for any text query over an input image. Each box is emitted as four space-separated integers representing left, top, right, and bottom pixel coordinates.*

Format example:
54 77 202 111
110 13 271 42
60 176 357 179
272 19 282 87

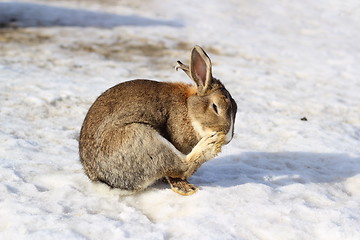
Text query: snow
0 0 359 239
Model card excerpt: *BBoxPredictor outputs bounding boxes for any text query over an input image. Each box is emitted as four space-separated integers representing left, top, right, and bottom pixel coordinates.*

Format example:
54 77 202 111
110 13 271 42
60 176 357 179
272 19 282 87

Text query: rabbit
79 46 237 196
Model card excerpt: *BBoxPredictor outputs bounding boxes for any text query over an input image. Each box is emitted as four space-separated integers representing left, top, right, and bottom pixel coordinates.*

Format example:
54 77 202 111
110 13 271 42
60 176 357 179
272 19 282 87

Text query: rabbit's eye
212 103 219 115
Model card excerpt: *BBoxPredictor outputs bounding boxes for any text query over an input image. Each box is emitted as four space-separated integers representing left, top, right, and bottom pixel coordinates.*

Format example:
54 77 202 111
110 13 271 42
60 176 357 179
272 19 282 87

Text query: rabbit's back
80 80 199 152
79 80 200 177
82 80 169 131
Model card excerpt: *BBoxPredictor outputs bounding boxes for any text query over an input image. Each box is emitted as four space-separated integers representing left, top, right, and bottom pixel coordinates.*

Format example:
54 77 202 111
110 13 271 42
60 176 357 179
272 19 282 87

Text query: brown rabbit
79 46 237 196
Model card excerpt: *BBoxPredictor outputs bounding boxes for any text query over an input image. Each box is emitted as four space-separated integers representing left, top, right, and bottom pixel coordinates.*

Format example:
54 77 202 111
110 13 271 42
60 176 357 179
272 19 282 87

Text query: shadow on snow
0 2 183 28
191 152 360 188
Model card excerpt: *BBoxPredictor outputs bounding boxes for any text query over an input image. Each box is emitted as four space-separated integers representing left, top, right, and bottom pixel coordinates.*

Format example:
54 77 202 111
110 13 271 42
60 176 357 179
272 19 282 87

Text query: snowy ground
0 0 360 239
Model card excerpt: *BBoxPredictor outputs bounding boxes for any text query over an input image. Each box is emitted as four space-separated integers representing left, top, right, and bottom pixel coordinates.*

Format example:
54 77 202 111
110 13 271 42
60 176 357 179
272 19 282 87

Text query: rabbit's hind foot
166 177 198 196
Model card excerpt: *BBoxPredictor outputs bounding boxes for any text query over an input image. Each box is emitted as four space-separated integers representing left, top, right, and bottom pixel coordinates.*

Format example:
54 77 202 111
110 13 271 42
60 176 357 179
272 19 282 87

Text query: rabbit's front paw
209 132 225 156
199 132 225 159
183 132 226 179
186 132 225 164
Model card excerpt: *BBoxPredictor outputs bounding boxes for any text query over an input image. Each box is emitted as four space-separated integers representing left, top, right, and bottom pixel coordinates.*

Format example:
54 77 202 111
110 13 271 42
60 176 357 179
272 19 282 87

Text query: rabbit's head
177 46 237 144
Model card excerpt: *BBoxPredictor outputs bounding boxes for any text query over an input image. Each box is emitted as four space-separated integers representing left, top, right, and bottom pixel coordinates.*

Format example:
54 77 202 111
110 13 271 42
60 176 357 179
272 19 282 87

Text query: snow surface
1 0 360 239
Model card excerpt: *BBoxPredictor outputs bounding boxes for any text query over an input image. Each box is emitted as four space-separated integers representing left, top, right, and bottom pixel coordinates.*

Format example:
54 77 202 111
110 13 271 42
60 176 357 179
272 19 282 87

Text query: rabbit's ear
176 61 192 79
190 46 213 95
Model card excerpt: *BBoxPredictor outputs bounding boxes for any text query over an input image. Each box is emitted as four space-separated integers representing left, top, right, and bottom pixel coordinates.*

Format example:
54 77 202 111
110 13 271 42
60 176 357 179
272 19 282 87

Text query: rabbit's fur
79 46 237 195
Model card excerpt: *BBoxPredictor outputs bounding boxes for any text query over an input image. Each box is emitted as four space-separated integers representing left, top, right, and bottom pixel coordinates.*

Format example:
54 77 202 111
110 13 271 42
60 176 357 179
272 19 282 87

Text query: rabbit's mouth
224 114 235 144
